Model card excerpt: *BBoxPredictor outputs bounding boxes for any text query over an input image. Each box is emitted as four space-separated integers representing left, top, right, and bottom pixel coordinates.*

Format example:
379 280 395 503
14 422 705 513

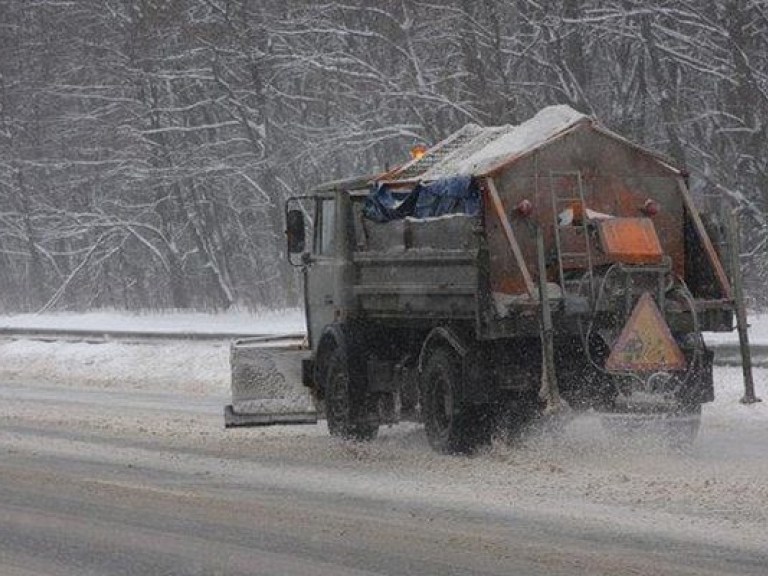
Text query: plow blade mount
225 336 317 427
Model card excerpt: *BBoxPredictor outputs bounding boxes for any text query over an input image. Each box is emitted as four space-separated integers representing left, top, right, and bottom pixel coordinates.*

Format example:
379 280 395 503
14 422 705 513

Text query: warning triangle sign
605 292 687 372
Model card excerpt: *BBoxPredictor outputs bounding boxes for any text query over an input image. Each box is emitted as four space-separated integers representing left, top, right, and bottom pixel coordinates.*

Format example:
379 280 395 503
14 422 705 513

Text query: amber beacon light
410 144 428 160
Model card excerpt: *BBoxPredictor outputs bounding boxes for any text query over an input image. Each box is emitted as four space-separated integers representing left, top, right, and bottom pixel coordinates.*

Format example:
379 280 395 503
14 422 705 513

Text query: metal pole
726 209 761 404
535 223 562 411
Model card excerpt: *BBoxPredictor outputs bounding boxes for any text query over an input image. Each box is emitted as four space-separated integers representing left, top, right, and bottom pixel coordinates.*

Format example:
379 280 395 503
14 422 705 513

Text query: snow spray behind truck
225 105 758 453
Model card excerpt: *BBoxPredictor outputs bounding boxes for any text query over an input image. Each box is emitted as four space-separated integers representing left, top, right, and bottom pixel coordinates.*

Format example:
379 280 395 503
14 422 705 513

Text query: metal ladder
548 170 595 303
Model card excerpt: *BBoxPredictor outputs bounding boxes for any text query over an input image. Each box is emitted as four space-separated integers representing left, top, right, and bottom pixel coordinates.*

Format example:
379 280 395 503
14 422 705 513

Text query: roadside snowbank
0 338 230 395
0 309 303 395
0 336 765 549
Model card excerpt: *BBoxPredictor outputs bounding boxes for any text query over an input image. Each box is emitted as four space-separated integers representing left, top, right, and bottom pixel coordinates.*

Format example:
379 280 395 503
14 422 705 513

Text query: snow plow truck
225 105 752 454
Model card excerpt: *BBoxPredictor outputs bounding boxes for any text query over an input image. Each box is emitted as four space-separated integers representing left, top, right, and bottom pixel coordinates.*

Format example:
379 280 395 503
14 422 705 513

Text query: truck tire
421 347 492 454
325 347 378 441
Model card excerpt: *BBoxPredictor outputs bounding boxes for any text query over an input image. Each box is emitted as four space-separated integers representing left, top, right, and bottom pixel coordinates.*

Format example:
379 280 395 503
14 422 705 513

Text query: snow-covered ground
0 338 230 395
0 343 766 559
0 309 302 395
0 312 766 564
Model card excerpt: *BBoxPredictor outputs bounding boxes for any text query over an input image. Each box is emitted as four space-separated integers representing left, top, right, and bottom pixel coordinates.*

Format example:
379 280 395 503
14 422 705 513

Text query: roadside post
727 209 762 404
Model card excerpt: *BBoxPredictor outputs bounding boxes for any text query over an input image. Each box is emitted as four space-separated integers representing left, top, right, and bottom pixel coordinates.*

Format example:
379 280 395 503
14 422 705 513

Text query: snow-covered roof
383 105 678 182
385 105 589 181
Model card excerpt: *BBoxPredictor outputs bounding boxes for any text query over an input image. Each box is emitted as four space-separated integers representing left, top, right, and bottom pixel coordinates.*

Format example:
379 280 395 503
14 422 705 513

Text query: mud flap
224 336 318 427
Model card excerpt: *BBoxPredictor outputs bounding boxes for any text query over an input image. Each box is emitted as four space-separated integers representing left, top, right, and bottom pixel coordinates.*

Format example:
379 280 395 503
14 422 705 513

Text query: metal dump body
352 213 480 320
372 107 734 336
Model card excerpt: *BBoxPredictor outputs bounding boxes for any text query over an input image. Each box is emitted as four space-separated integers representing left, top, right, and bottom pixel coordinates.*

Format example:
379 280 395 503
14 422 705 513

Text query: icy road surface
0 339 766 575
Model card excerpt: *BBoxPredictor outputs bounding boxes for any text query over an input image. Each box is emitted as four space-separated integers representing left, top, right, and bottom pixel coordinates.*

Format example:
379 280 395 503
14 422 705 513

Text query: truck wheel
325 347 378 441
421 347 492 454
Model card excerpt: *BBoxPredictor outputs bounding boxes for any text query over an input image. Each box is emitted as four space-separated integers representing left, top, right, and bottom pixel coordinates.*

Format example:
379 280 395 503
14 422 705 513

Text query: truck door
305 195 339 350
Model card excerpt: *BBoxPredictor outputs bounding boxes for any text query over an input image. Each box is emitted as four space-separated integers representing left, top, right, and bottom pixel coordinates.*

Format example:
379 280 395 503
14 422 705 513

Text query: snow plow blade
224 336 317 428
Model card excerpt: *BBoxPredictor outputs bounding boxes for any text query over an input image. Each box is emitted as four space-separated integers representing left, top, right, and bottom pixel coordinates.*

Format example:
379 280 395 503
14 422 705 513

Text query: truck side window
317 198 336 256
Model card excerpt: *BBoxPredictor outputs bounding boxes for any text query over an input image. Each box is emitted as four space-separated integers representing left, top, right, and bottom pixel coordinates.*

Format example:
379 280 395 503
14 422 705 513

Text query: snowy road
1 360 767 575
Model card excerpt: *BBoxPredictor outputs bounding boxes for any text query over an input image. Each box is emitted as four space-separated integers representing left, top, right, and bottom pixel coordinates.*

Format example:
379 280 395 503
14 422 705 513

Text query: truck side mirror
286 209 306 255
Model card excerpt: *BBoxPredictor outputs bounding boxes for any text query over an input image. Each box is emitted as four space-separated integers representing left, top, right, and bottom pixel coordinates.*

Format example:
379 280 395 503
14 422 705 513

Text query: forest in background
1 0 766 312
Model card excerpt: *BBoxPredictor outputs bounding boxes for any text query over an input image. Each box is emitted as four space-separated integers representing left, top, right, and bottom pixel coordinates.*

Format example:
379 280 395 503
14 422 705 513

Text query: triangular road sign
605 292 687 372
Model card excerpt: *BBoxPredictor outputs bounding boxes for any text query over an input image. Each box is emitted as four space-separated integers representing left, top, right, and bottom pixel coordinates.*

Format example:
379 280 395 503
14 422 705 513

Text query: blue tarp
363 175 479 223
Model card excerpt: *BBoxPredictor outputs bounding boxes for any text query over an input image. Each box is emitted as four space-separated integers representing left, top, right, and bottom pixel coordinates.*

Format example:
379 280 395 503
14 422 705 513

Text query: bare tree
0 0 765 310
